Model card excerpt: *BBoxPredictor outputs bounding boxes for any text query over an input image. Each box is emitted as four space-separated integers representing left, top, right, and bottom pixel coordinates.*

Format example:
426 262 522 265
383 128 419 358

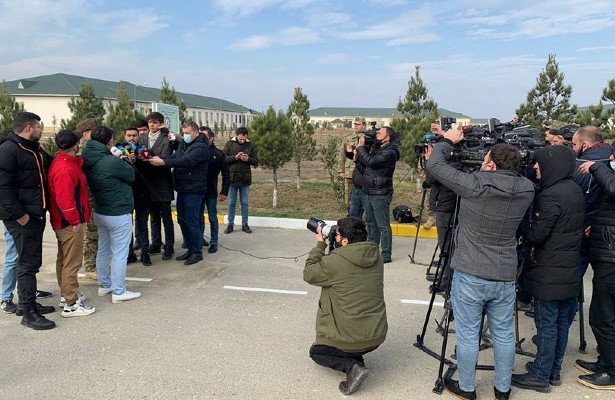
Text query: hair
12 112 41 133
147 112 164 123
236 126 248 136
336 216 367 244
135 119 148 129
489 144 521 171
182 121 200 132
91 126 114 145
576 125 603 145
125 126 138 132
200 126 215 139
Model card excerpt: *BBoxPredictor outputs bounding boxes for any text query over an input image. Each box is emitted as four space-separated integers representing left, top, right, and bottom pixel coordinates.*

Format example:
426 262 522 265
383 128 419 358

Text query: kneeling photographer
426 129 534 399
303 216 387 395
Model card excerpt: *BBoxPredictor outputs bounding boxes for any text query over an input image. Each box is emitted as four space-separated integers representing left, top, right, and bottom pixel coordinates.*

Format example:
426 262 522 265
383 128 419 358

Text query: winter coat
522 146 585 301
425 138 459 213
0 131 53 220
304 241 388 351
48 152 91 229
587 161 615 265
206 143 230 198
139 133 174 202
82 139 135 216
164 134 209 194
573 143 611 228
223 137 258 186
356 142 400 196
426 141 535 281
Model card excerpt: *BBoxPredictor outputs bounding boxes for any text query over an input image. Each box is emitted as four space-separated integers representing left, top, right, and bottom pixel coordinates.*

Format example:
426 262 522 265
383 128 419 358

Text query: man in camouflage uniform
75 118 100 280
339 117 366 217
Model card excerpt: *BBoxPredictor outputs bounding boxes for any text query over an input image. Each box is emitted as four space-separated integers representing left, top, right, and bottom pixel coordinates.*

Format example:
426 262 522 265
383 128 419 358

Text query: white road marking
77 273 152 282
223 285 307 295
402 299 444 307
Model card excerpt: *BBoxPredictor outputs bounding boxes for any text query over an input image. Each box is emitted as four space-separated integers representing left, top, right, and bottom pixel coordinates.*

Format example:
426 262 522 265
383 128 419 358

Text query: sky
1 0 615 119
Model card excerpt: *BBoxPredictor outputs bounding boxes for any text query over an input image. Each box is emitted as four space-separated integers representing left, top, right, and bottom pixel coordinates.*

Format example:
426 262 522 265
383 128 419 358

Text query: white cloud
228 35 273 51
228 26 321 50
577 45 615 52
212 0 317 18
317 53 350 65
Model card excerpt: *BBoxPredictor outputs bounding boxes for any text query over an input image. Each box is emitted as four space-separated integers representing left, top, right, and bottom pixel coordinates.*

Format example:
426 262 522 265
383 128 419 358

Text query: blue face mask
183 133 192 144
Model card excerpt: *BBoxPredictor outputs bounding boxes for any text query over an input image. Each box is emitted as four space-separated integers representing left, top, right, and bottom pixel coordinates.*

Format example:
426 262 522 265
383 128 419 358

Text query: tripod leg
578 285 587 353
410 187 427 263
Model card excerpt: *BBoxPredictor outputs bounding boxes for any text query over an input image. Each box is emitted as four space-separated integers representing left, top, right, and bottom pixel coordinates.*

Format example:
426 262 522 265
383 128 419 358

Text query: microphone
110 146 123 157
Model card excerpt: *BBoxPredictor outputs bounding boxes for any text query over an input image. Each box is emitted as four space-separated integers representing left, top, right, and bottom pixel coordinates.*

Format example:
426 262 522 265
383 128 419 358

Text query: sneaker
60 292 86 307
98 287 113 296
444 377 476 399
224 225 233 234
242 225 252 233
339 364 369 395
1 300 17 314
61 303 96 318
112 290 141 303
36 290 52 299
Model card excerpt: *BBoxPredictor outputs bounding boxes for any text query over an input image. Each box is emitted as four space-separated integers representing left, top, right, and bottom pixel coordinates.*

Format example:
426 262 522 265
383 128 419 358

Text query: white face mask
183 133 192 144
610 161 615 172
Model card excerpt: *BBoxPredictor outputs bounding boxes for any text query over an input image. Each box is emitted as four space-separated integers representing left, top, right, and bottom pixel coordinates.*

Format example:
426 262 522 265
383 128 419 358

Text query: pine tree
249 106 294 208
60 83 105 130
106 81 137 142
0 81 25 133
287 87 316 190
516 54 576 129
159 77 187 123
319 135 345 207
601 79 615 138
391 65 438 167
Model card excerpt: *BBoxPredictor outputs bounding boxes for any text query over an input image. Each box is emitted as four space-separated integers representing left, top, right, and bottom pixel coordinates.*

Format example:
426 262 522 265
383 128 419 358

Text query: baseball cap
55 130 82 150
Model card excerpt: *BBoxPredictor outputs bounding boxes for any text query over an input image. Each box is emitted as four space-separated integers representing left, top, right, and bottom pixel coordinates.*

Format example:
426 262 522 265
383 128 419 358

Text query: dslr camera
307 217 339 252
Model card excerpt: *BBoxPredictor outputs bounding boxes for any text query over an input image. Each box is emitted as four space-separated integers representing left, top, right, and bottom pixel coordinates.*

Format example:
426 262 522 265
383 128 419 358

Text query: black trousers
589 262 615 374
150 201 174 249
4 216 45 306
435 211 453 280
134 204 151 254
309 344 377 373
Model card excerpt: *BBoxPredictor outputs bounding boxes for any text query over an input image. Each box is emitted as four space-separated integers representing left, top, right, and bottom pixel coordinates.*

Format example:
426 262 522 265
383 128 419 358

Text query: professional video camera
307 217 339 252
363 121 378 149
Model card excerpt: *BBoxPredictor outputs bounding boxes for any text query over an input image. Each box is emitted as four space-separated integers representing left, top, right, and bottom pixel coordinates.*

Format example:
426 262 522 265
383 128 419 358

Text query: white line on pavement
77 273 152 282
223 285 308 295
402 299 444 307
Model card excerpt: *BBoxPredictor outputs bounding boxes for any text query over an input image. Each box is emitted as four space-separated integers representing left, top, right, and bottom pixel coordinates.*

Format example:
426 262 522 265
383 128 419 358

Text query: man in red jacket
48 130 95 318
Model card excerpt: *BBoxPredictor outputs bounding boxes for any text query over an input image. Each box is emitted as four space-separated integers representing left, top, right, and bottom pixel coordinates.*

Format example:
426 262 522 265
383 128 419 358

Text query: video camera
307 217 339 252
363 121 378 149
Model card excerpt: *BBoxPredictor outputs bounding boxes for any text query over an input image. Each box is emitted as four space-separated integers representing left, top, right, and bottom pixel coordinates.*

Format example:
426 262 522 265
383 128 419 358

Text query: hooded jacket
223 137 258 186
587 160 615 265
573 143 611 228
522 146 585 301
82 139 135 216
48 152 91 229
304 241 388 351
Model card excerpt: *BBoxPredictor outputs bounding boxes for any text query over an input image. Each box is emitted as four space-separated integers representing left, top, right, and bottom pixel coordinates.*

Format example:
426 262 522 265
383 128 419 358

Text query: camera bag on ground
393 204 416 223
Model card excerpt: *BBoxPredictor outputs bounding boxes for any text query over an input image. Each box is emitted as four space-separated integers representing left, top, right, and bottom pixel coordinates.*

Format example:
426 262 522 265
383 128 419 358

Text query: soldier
339 117 366 217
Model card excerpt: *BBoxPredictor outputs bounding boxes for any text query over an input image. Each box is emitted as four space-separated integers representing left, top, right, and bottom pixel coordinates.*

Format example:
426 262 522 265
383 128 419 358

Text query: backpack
393 204 416 223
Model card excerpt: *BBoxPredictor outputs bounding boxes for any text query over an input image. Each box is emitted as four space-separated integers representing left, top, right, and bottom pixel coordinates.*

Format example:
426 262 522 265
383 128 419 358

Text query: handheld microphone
110 146 123 157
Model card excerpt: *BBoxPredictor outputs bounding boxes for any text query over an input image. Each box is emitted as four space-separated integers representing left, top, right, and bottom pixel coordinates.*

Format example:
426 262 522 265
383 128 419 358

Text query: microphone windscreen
110 146 123 157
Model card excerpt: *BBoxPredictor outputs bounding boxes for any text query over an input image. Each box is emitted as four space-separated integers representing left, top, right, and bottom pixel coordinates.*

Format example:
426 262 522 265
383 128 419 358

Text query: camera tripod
409 181 438 266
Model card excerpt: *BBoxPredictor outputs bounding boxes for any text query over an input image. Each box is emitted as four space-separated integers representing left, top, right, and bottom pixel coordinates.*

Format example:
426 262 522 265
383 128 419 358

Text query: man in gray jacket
426 129 534 400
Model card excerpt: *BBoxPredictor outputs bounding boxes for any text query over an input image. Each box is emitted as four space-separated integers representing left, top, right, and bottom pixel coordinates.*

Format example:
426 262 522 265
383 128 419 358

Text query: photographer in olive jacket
304 216 387 396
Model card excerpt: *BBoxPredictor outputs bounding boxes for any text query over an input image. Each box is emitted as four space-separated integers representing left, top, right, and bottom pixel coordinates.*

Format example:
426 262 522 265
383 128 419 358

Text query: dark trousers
3 217 46 306
150 201 174 250
201 196 219 245
135 204 151 254
309 344 377 373
589 263 615 374
435 211 453 280
177 193 205 257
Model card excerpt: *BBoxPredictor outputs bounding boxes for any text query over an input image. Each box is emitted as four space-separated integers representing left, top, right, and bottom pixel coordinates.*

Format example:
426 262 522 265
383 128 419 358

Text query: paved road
0 223 605 399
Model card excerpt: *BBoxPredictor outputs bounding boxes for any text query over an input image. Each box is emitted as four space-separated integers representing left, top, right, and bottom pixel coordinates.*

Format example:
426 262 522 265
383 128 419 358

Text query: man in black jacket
356 126 399 263
512 146 585 392
0 112 55 330
148 122 209 266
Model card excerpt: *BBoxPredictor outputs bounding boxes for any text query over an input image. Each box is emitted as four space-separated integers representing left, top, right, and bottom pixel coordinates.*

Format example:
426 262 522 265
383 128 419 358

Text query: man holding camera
426 130 535 400
304 216 387 395
339 117 366 217
356 126 399 263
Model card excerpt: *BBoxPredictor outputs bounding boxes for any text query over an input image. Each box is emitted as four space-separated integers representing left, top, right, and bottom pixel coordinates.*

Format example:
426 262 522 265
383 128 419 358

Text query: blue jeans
1 227 18 301
451 271 516 393
348 186 364 218
227 185 250 226
177 193 205 256
203 196 219 244
93 213 132 295
363 193 392 259
529 297 577 381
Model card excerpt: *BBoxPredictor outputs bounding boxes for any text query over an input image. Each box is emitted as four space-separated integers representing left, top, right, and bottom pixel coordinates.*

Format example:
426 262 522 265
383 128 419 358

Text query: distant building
307 107 472 128
2 73 258 133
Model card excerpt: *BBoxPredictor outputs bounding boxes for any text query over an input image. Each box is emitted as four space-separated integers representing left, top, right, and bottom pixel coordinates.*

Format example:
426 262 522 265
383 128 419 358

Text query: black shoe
127 252 138 264
184 254 203 266
16 302 55 316
426 272 436 282
575 359 603 374
577 372 615 390
202 238 209 247
494 387 510 400
511 373 551 393
162 247 174 260
181 242 187 249
208 244 218 254
175 251 192 261
35 290 52 299
339 363 369 395
444 377 476 400
525 361 560 386
149 245 162 254
517 300 532 312
140 253 152 266
382 256 392 264
524 304 534 318
242 225 252 233
1 300 17 314
224 225 233 234
134 242 141 251
21 307 55 330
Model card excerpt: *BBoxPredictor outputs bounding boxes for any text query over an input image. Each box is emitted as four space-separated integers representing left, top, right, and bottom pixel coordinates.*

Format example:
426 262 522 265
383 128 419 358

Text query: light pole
133 82 148 110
